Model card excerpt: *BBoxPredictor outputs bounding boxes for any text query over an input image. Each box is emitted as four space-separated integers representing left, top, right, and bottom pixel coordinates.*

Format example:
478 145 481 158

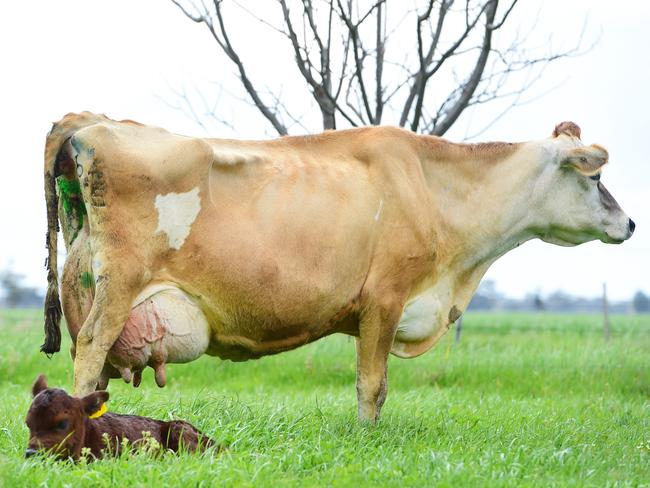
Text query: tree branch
431 0 498 135
172 0 289 135
374 1 386 123
336 0 386 123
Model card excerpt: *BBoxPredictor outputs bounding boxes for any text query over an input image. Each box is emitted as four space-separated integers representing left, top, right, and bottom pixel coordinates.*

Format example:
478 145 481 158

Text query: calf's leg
162 421 216 452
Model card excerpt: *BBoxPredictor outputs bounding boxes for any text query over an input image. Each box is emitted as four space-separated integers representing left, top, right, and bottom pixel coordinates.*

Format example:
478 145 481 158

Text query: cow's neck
420 141 543 313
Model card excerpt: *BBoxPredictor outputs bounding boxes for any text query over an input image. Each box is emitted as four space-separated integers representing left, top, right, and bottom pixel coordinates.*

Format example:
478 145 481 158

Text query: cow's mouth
602 233 625 244
543 224 630 246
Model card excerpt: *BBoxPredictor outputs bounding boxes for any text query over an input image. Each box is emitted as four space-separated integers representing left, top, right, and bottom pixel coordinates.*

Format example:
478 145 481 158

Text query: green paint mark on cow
57 177 87 243
58 178 85 216
80 272 94 289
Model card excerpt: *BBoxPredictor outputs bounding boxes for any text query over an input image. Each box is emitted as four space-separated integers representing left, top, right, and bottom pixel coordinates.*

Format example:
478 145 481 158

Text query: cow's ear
81 391 109 418
32 375 48 397
560 144 609 176
553 121 581 139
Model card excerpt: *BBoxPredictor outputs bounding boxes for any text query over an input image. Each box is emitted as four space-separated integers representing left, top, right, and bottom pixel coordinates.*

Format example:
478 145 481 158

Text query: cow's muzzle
628 218 636 236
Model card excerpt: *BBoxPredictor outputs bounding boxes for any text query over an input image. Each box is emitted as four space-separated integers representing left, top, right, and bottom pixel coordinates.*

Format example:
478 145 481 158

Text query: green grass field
1 309 649 487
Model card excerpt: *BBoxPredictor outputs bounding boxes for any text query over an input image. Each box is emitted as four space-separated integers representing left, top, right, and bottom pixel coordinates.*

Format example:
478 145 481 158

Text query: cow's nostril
25 448 38 458
629 218 636 234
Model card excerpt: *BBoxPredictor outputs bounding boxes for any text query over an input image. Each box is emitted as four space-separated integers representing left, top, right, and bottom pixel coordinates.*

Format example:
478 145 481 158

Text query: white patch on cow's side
154 188 201 250
374 199 384 221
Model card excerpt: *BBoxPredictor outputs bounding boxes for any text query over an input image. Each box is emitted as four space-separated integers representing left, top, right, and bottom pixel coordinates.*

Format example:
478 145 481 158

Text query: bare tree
171 0 587 136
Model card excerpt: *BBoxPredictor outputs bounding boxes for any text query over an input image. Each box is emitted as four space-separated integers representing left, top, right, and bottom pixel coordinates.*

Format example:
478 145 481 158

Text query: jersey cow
41 113 634 422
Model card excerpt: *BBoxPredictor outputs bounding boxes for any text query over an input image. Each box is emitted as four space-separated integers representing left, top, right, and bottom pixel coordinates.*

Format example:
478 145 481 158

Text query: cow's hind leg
73 263 141 396
355 297 402 423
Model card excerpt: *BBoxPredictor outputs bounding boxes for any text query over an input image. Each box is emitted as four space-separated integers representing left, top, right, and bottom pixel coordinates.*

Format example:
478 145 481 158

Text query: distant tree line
0 266 44 308
633 291 650 313
468 280 650 314
0 267 647 313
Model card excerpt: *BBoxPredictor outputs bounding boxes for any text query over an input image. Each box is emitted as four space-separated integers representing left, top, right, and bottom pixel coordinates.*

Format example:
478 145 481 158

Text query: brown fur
553 121 581 139
419 134 521 164
25 375 217 460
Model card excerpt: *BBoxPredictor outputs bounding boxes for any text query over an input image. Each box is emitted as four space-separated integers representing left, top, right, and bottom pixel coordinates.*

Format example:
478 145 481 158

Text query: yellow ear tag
89 403 107 419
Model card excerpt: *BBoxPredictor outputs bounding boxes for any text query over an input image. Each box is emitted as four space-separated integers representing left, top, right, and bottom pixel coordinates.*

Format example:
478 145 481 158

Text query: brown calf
25 375 216 460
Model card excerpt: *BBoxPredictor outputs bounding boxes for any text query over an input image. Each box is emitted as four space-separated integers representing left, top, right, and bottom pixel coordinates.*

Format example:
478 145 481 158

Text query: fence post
603 282 610 341
455 315 463 344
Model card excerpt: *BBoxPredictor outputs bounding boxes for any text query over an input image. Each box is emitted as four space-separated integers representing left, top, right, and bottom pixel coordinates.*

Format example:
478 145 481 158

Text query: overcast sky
0 0 648 300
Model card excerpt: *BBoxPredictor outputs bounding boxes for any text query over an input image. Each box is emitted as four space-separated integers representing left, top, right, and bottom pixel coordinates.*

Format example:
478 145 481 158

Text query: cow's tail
41 112 103 355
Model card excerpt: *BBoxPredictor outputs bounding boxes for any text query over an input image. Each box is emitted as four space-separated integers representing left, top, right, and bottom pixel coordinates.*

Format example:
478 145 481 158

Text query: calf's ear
32 375 48 397
560 144 608 176
81 391 110 417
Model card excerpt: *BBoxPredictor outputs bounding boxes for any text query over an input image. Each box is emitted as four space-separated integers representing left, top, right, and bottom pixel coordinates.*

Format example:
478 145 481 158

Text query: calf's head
25 375 108 460
530 122 634 246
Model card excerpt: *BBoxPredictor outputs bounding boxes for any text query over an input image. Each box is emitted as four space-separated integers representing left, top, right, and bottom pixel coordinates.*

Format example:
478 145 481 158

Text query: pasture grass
1 309 649 487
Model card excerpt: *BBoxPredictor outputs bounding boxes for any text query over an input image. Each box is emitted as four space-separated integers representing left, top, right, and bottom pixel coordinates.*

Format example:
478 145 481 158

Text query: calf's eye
56 419 69 431
589 174 600 181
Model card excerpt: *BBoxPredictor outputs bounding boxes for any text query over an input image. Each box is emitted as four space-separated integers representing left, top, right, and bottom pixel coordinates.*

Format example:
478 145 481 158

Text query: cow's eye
55 419 69 431
589 173 601 181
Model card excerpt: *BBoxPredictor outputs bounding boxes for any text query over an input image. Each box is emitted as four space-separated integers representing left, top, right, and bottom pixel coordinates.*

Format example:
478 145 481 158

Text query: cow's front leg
355 299 402 423
73 271 138 396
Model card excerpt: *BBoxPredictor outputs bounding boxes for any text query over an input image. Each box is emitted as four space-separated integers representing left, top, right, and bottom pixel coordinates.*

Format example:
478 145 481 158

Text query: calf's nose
24 448 38 458
629 218 636 235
